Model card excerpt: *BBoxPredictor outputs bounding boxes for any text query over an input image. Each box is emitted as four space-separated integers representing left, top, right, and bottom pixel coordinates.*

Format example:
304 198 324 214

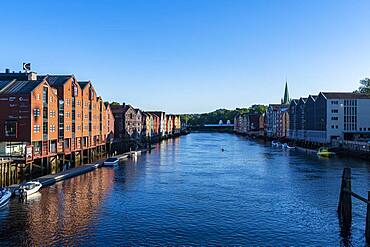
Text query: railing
338 168 370 242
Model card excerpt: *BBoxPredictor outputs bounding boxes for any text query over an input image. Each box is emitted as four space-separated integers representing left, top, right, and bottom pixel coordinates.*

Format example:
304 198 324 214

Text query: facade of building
0 70 112 169
166 115 174 136
234 112 264 135
148 111 166 137
170 115 181 134
111 104 141 140
152 114 160 136
105 103 115 143
265 82 291 138
288 92 370 144
142 112 154 138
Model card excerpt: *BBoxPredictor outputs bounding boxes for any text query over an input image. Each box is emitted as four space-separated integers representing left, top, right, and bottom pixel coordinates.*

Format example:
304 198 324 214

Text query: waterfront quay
1 132 369 246
234 82 370 160
0 69 186 187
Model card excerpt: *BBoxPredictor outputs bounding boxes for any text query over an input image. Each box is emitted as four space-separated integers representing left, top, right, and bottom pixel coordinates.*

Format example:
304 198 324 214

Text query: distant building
234 112 264 136
265 82 290 138
142 112 153 138
147 111 166 137
110 103 141 140
288 92 370 144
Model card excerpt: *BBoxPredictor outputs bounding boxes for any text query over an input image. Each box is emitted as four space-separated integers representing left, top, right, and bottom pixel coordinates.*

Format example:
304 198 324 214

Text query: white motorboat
103 157 119 167
0 188 11 208
15 181 42 197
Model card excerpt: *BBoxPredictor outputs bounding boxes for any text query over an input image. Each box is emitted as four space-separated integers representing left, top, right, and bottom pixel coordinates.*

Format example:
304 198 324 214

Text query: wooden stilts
338 168 352 228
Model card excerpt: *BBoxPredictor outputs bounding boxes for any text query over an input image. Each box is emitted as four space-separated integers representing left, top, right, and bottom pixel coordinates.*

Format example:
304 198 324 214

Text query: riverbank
234 132 370 161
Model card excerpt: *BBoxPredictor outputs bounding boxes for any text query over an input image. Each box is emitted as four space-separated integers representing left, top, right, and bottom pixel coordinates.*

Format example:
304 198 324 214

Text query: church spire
281 81 290 104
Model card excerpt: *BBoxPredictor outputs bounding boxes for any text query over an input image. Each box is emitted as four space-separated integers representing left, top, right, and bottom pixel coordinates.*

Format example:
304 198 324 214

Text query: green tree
354 78 370 94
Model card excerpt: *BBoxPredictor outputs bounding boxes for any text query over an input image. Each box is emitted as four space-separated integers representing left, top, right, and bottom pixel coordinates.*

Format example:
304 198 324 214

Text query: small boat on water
317 147 336 158
271 141 281 147
15 181 42 197
0 188 12 208
103 157 119 167
282 143 295 149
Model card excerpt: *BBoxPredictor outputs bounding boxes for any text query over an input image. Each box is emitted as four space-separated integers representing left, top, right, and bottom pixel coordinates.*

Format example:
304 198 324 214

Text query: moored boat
0 188 12 208
103 157 119 167
271 141 281 147
15 181 42 197
282 143 295 149
317 147 336 158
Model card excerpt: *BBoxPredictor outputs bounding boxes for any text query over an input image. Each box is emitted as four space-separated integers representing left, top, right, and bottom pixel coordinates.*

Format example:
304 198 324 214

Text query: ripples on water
0 132 369 246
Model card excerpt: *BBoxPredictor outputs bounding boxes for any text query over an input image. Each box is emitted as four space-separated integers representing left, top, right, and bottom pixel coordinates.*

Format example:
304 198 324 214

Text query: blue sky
1 0 370 113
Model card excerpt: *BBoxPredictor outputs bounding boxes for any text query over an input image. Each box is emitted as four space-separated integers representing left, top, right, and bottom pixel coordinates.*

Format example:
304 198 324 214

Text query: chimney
28 72 37 81
5 68 10 73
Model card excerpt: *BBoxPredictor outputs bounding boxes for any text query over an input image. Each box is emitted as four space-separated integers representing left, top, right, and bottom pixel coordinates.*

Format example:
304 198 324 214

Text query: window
66 98 70 105
331 117 338 121
77 125 81 131
50 125 56 132
50 96 53 102
336 125 338 129
34 125 40 133
73 84 78 96
77 113 81 118
66 112 70 118
36 94 40 100
77 100 81 106
33 108 40 117
331 109 338 113
5 121 17 137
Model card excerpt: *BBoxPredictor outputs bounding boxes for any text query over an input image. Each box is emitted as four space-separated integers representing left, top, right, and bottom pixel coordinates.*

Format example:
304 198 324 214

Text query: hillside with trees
182 105 267 126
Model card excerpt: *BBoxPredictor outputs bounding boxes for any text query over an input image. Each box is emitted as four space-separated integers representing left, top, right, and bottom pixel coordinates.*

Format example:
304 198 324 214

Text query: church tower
281 81 290 105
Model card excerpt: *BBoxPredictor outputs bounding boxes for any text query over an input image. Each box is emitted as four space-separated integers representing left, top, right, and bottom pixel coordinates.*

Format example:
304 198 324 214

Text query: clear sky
1 0 370 113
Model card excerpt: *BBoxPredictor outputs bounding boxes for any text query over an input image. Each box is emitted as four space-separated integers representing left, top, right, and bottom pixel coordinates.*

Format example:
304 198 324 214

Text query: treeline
182 104 267 126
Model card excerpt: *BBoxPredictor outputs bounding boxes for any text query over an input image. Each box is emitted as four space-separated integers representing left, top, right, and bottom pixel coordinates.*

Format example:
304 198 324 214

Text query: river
0 132 369 246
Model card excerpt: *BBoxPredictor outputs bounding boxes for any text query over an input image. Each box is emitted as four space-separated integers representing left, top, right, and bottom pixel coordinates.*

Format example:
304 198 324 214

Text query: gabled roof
44 75 73 87
110 103 135 114
298 97 307 104
306 95 317 102
320 92 370 99
290 99 298 105
0 78 46 95
78 81 90 89
147 111 166 118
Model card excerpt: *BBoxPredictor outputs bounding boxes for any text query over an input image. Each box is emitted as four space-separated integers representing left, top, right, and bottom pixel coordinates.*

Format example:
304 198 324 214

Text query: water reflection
0 168 114 246
0 133 369 246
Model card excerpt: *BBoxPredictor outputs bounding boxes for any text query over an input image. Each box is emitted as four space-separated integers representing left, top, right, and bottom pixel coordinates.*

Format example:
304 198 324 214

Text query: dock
7 148 151 194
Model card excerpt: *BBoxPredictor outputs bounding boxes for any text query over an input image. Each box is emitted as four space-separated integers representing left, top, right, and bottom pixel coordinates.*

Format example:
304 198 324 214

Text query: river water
1 132 370 246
